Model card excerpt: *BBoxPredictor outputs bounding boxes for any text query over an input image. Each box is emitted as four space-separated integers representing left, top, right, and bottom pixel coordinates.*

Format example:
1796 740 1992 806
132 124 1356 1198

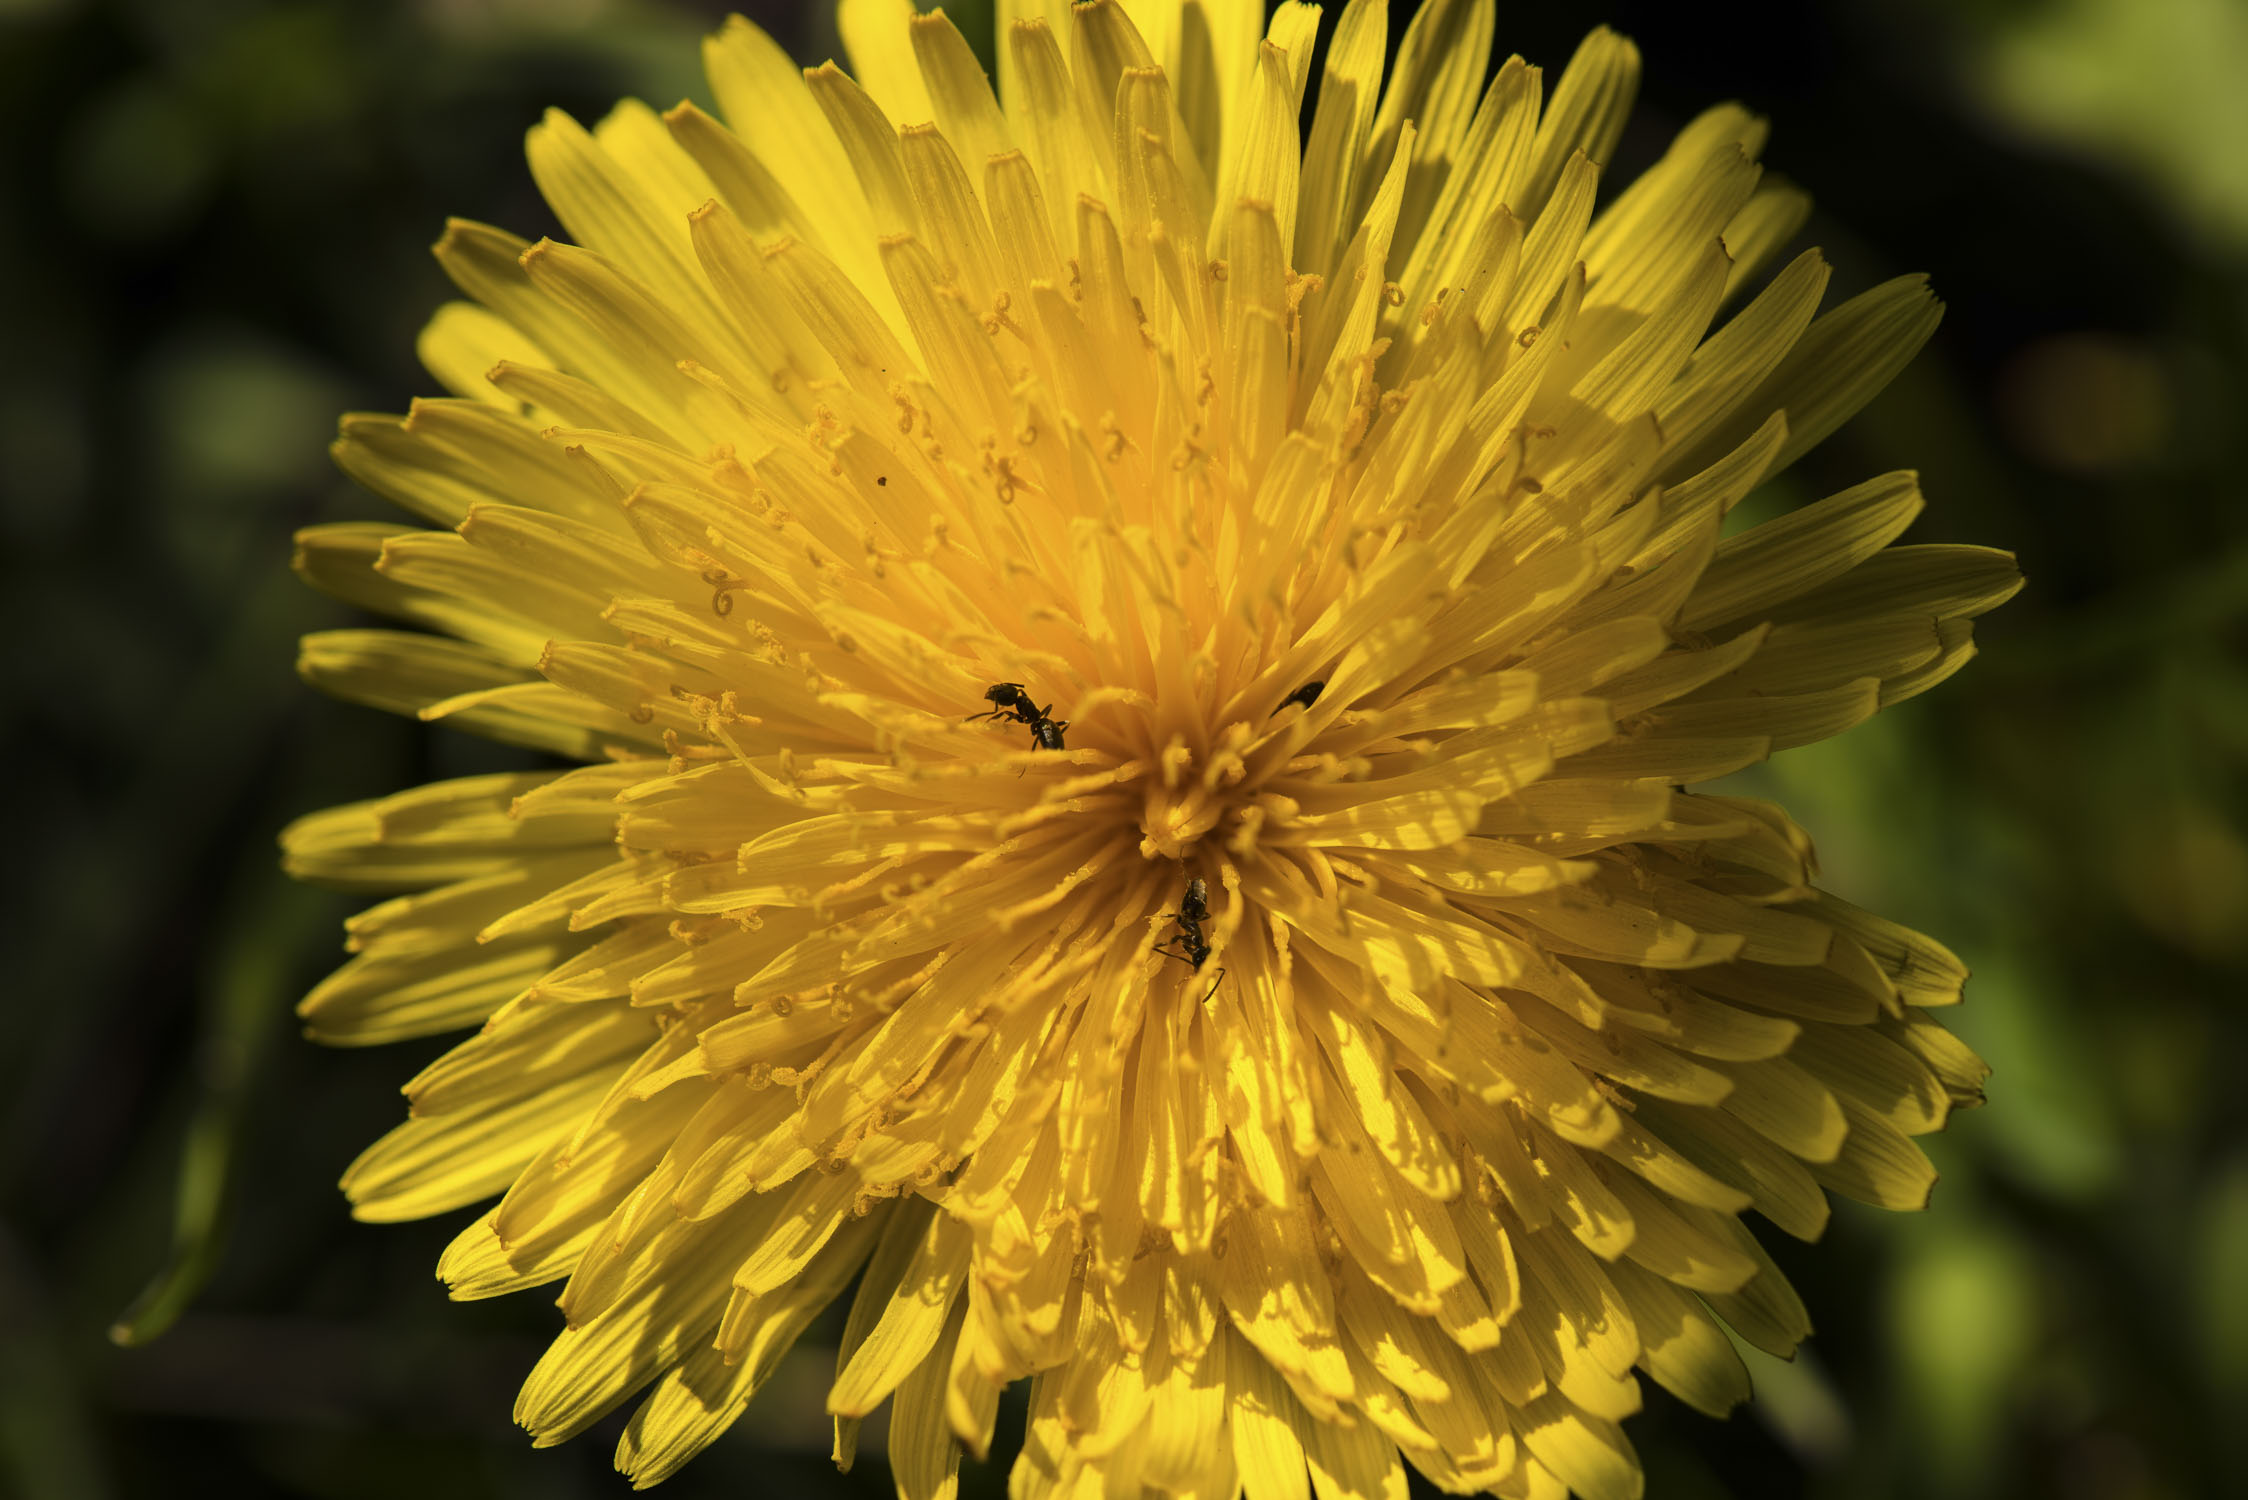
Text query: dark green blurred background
4 0 2244 1495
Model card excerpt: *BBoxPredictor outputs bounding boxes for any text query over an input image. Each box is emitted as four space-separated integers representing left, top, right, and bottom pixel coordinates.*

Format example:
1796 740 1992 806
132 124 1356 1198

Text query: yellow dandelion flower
286 1 2019 1495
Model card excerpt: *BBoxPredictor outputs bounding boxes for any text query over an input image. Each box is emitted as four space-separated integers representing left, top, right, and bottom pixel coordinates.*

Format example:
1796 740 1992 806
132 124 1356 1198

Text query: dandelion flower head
286 0 2018 1494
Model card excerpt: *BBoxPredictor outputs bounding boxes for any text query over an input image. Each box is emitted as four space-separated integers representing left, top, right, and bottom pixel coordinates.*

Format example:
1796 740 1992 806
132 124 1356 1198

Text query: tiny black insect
1273 680 1325 715
1154 876 1225 1001
970 682 1041 723
967 682 1069 750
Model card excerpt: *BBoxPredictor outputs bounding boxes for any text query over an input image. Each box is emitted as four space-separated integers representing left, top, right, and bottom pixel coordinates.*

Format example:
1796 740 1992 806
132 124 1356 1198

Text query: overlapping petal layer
288 2 2015 1495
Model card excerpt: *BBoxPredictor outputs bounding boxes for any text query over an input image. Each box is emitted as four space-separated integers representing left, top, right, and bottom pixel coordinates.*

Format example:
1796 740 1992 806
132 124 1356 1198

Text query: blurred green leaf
60 73 217 241
110 870 334 1347
1953 954 2125 1201
1732 1332 1852 1467
2198 1153 2248 1404
0 1233 110 1500
1890 1219 2039 1495
1981 0 2248 252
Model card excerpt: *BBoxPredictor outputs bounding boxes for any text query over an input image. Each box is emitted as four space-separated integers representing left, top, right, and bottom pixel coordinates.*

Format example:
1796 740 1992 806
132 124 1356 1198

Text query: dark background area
3 0 2244 1496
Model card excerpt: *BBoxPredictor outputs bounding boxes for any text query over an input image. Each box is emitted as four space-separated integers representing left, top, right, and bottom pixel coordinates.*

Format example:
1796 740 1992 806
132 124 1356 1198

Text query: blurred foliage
2 0 2245 1496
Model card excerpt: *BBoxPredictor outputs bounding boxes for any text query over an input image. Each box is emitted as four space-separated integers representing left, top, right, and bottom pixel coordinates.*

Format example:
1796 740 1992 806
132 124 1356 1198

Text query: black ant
1272 680 1324 715
968 682 1068 750
1153 876 1224 1001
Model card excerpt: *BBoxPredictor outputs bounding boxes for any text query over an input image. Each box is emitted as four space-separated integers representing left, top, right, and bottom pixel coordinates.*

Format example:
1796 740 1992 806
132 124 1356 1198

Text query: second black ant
1153 876 1225 1002
968 681 1068 750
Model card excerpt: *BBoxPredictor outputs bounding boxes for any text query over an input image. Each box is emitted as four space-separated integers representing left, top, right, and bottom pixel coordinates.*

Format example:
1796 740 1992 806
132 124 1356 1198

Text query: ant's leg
1199 967 1227 1004
1151 939 1198 968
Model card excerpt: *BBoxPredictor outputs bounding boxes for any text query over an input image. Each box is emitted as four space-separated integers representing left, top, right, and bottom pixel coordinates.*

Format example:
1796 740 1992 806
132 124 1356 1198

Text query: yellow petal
1669 272 1943 481
342 1066 612 1222
1700 1221 1812 1358
1655 248 1829 471
1598 1165 1758 1293
1605 1258 1749 1417
1302 1381 1410 1500
1811 1096 1939 1210
299 626 524 723
1813 894 1969 1007
805 60 918 238
1882 1006 1991 1111
416 300 540 405
524 103 727 341
300 935 563 1046
1632 1098 1829 1242
839 0 936 126
1210 42 1300 262
614 1209 879 1484
887 1292 969 1500
703 15 872 248
1363 0 1493 232
1679 471 1926 632
1517 1393 1643 1500
1229 1335 1314 1500
830 1206 973 1415
1762 543 2024 627
403 998 657 1117
1719 180 1813 302
1516 27 1640 221
1293 0 1386 278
